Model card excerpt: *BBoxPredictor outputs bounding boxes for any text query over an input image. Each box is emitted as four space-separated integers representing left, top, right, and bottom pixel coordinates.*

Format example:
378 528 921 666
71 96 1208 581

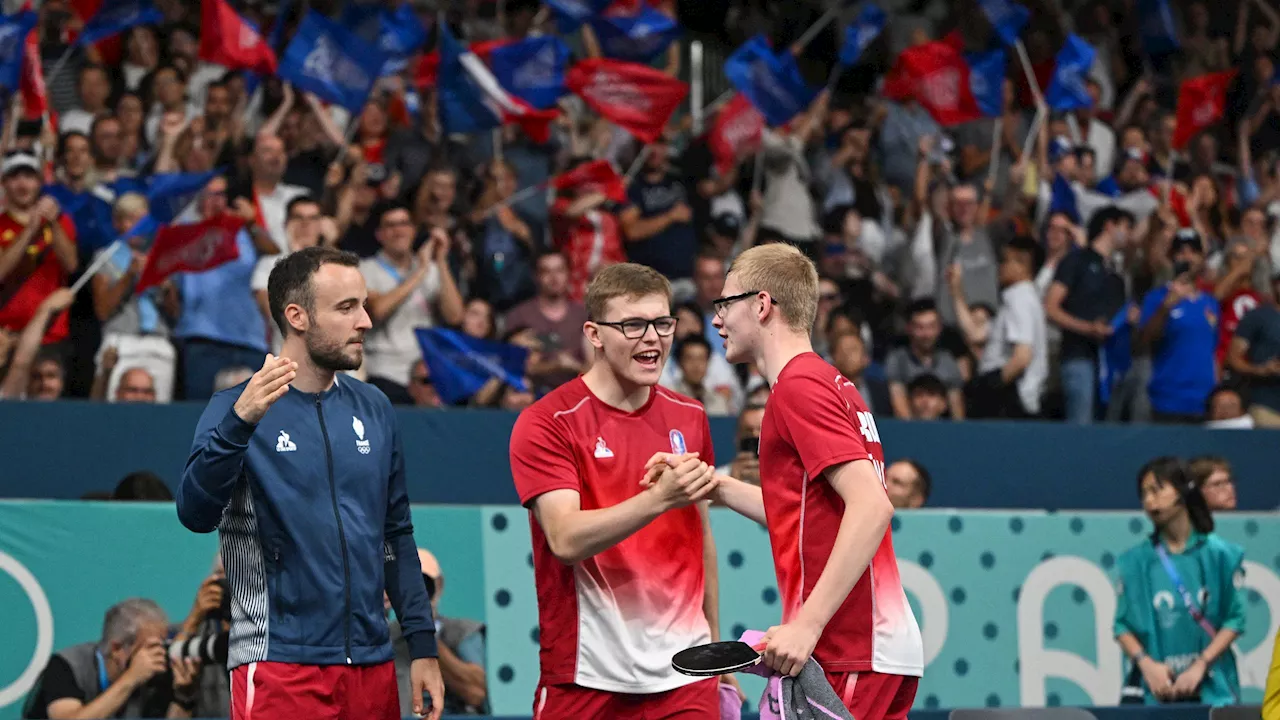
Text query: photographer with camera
22 598 201 719
170 558 232 717
717 403 765 486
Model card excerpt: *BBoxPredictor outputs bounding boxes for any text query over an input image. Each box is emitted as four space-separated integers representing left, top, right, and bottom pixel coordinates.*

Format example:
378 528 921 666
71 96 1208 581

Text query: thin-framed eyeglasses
712 291 777 318
594 316 678 339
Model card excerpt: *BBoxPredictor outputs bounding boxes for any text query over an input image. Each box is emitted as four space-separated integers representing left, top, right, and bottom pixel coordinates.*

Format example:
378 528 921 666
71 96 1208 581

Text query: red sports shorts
533 677 719 719
826 670 919 720
231 660 400 720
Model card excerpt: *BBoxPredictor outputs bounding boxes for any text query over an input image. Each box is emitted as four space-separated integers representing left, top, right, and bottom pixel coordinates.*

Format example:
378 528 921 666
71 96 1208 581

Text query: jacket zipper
315 396 353 664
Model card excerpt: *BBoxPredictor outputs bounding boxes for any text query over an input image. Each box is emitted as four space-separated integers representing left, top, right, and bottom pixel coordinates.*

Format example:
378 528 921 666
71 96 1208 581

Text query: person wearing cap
1138 228 1220 423
0 152 78 348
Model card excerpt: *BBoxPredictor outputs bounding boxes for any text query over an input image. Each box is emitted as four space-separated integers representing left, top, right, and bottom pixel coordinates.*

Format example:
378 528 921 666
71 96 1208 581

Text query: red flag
566 59 687 143
19 6 49 125
884 41 983 127
1173 70 1237 151
199 0 278 76
415 39 510 89
552 160 628 203
707 94 763 174
136 215 244 292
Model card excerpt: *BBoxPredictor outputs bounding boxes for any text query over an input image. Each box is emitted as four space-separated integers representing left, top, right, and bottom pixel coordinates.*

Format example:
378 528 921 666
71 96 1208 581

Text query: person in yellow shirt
1265 624 1280 720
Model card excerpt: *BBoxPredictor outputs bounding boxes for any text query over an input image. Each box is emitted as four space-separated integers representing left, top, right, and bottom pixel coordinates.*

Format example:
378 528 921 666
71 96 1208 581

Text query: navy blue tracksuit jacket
176 375 437 669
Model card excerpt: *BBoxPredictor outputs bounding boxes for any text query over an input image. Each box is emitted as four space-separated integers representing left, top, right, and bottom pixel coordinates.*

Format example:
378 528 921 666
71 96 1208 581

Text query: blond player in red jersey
509 263 741 719
693 243 922 719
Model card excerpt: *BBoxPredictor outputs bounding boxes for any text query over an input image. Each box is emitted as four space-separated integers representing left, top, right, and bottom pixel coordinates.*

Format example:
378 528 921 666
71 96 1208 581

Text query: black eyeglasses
594 316 678 339
712 291 777 318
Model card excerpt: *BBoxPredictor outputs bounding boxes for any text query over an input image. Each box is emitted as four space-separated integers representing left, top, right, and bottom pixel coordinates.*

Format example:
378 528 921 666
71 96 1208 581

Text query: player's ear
583 322 603 351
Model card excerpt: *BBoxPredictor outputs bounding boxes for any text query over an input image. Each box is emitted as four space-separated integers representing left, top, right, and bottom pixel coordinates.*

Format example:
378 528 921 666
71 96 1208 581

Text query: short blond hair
728 243 819 332
113 193 149 223
584 263 672 321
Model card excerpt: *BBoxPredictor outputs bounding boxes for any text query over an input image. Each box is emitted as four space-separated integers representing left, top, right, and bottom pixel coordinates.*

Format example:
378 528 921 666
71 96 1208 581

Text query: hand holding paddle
672 641 762 677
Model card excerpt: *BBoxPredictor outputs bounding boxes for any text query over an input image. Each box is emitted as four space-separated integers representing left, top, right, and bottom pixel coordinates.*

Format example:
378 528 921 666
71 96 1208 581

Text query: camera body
166 631 229 666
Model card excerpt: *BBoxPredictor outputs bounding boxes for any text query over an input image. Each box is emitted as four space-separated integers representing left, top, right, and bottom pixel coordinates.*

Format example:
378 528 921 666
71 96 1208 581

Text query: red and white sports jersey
759 352 923 677
509 378 714 693
1217 288 1262 365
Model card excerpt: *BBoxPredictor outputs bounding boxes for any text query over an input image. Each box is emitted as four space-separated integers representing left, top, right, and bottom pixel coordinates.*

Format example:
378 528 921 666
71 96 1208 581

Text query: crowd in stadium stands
0 0 1279 433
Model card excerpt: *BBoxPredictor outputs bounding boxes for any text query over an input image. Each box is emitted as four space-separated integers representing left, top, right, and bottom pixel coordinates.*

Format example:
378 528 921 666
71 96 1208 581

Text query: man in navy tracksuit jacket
176 244 445 720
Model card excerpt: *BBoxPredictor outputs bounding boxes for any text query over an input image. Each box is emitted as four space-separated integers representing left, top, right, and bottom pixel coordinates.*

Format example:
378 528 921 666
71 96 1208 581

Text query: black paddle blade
671 641 761 676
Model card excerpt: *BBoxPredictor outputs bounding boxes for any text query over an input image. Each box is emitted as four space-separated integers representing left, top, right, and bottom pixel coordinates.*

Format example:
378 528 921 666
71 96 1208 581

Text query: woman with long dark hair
1114 457 1245 706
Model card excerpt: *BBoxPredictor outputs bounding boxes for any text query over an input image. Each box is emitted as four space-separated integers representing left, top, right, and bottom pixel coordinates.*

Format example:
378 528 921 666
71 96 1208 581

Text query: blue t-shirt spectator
623 173 697 280
1139 285 1219 416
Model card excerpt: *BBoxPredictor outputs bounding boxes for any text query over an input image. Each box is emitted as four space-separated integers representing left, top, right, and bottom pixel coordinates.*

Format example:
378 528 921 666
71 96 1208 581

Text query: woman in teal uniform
1114 456 1245 706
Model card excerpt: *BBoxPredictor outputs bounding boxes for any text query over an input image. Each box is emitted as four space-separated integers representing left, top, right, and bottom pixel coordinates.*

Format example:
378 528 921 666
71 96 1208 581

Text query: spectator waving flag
77 0 162 46
0 11 36 91
1044 34 1096 111
488 37 571 110
724 36 818 127
135 215 245 292
1136 0 1180 58
547 0 614 33
965 48 1008 118
566 58 687 142
883 40 984 126
199 0 277 76
976 0 1030 47
708 93 764 174
838 4 886 67
415 328 529 405
551 160 628 203
1174 70 1237 150
587 5 681 64
376 4 428 76
437 23 558 143
278 10 387 114
416 38 508 90
146 169 221 224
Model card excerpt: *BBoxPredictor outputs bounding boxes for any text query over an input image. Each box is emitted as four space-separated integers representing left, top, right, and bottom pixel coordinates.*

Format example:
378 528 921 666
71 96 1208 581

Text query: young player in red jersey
706 243 922 719
509 262 738 719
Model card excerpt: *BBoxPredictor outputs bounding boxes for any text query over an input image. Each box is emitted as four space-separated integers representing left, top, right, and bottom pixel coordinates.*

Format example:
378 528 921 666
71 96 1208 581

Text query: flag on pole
708 93 764 174
199 0 277 76
1044 34 1096 111
1173 70 1237 150
838 4 886 67
415 328 529 404
277 10 388 113
487 37 571 110
976 0 1030 47
437 23 558 143
135 215 245 292
724 36 818 127
77 0 162 46
551 160 628 203
566 58 687 142
587 5 680 63
883 40 986 126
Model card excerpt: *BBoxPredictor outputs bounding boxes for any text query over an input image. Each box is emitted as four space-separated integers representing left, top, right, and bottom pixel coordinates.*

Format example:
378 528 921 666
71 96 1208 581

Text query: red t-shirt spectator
550 197 625 302
1218 288 1263 365
0 212 76 344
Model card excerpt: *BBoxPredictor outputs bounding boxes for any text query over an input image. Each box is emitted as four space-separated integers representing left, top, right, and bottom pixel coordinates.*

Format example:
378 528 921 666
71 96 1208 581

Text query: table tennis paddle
672 641 762 677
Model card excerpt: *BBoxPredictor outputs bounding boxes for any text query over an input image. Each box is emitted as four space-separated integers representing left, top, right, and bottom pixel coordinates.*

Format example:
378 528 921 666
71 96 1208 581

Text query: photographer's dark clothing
22 643 172 719
392 617 489 715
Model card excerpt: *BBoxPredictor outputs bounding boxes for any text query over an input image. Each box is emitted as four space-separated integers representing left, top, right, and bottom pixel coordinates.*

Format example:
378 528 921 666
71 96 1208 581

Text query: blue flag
838 4 886 67
488 37 570 110
415 328 529 405
376 4 428 76
546 0 613 34
725 36 819 127
1045 34 1095 111
1099 302 1136 407
1136 0 1180 57
146 169 220 224
0 11 35 91
587 6 680 64
278 10 388 113
1049 173 1080 224
78 0 162 46
976 0 1030 47
964 48 1007 117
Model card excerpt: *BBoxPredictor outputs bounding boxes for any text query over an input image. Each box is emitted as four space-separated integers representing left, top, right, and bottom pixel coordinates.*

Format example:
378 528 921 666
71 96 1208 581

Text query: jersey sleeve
1138 287 1166 329
773 371 870 482
1051 250 1082 290
509 408 581 506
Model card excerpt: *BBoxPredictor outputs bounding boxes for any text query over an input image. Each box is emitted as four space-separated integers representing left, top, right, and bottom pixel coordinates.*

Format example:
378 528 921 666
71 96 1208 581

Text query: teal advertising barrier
1 502 1277 720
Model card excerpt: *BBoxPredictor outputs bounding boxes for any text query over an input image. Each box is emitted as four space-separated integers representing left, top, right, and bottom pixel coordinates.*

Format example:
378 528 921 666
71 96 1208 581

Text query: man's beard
306 332 363 372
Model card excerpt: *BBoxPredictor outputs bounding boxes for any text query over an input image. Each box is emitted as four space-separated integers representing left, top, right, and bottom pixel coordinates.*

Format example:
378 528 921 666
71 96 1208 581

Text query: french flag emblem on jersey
668 429 686 454
437 22 557 143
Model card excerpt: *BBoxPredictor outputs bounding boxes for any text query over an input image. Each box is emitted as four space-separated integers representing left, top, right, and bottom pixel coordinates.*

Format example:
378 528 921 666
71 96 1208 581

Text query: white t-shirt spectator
980 280 1047 414
359 256 442 388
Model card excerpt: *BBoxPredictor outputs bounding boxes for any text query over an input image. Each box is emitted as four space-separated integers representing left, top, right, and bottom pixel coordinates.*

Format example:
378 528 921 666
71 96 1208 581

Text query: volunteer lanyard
1154 543 1218 639
94 649 109 692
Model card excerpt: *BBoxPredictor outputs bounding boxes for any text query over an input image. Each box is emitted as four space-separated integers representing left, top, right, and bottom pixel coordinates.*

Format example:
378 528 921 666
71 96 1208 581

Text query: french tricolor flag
436 23 557 143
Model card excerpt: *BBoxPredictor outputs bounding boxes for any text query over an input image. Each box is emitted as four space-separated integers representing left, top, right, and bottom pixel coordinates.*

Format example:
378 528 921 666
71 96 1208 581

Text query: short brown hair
1188 455 1230 486
585 263 672 320
728 244 819 331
